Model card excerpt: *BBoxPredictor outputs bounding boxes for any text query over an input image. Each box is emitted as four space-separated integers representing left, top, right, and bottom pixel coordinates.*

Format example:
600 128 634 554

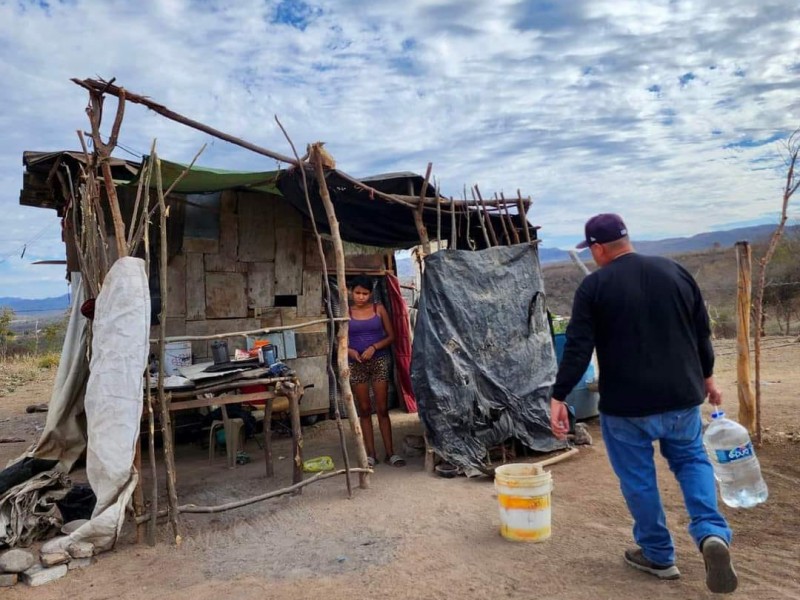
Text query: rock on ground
0 573 19 587
40 551 71 567
67 541 94 559
22 564 68 587
0 549 36 573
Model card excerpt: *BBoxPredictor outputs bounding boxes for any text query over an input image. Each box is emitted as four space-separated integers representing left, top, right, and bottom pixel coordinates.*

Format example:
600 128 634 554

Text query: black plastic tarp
411 244 567 475
277 169 531 249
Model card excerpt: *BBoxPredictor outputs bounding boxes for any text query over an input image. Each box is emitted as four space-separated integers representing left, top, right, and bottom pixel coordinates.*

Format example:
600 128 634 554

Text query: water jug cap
711 410 724 419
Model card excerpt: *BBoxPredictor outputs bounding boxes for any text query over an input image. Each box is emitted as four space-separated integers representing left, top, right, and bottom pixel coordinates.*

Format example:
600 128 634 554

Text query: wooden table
155 368 305 482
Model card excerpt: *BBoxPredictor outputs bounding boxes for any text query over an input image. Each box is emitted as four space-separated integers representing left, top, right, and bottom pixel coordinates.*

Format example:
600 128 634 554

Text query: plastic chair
208 405 245 468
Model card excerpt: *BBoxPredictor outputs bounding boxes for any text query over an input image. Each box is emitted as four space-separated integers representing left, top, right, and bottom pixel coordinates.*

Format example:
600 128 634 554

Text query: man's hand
705 376 722 406
550 398 570 440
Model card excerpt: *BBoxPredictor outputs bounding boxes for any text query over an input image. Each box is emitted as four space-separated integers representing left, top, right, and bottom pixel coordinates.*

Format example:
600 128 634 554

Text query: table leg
288 384 304 487
264 398 274 478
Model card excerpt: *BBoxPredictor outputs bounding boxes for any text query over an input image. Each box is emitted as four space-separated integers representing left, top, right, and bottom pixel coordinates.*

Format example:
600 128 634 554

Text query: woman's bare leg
354 382 376 459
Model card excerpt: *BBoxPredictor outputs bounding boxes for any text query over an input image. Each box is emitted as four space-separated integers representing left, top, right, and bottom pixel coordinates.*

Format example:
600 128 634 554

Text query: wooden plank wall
160 189 392 415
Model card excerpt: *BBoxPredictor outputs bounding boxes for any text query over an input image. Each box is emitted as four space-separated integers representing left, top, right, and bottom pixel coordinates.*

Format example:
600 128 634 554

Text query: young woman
347 275 405 467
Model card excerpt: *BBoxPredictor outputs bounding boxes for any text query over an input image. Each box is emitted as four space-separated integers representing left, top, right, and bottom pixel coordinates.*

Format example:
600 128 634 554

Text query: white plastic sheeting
21 273 89 471
52 257 151 551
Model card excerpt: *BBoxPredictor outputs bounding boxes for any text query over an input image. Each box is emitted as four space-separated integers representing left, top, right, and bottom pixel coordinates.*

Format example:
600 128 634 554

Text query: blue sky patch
273 0 322 31
678 72 696 87
723 132 784 149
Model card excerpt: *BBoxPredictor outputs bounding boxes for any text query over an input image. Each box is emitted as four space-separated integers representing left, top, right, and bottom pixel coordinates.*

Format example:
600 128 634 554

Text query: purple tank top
349 305 388 359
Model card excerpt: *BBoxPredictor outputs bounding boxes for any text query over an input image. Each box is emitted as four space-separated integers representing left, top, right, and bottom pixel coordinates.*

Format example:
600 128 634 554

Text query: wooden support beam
735 241 756 433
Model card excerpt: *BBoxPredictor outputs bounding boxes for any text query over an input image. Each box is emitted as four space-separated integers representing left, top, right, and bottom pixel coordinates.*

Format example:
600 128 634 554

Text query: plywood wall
158 189 394 415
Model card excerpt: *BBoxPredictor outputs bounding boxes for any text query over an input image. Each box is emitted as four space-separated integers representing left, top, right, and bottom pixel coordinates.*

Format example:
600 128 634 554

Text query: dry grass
0 353 59 397
542 245 795 338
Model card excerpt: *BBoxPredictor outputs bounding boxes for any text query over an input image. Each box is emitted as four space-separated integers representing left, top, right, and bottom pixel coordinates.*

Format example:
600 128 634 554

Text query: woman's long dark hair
350 274 374 292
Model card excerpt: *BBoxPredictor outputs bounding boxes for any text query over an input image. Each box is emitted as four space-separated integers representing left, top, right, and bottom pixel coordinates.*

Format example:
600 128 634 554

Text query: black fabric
56 484 97 522
411 244 565 475
553 253 713 417
0 457 59 496
276 169 529 249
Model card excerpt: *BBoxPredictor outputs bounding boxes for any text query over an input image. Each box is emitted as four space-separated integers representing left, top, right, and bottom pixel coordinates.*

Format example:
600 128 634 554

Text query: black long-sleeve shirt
552 253 714 417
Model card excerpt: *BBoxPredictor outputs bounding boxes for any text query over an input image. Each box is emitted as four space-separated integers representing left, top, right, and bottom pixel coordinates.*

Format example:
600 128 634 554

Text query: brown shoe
624 549 680 580
702 536 738 594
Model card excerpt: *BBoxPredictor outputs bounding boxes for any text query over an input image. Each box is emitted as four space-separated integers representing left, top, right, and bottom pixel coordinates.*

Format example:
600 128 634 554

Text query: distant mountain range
396 223 799 275
539 223 800 264
0 293 70 314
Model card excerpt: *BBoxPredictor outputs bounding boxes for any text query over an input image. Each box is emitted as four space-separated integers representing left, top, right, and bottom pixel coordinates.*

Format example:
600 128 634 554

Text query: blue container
553 333 599 419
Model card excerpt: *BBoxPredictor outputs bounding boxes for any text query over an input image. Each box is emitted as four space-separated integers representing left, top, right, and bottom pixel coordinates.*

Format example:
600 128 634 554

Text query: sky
1 0 799 298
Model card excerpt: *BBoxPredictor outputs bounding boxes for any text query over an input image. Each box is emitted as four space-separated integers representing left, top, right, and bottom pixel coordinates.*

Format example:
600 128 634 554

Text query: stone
0 549 36 573
67 542 94 559
22 564 68 587
40 551 70 567
41 536 70 554
0 573 18 587
68 557 95 570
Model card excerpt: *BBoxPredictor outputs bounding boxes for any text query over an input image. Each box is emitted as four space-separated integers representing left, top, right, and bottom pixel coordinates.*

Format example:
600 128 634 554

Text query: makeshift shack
3 77 562 560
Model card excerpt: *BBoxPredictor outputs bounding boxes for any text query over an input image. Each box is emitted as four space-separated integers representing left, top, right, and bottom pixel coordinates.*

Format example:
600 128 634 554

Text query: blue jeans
601 406 732 566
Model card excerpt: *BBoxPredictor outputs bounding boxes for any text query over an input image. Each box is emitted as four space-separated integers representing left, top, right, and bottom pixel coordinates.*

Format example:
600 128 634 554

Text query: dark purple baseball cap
576 213 629 248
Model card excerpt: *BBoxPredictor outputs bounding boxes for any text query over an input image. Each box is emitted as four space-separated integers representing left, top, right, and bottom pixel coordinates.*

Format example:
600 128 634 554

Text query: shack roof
20 151 535 249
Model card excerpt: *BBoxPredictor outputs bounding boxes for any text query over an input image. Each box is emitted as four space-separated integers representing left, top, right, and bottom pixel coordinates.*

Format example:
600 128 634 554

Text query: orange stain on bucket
494 463 553 543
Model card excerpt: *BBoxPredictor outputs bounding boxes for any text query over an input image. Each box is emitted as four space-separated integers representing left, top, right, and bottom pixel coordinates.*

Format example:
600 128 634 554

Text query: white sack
62 257 150 551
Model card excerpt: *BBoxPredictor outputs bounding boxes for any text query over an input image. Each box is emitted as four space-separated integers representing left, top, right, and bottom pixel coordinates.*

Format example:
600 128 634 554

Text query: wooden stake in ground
414 163 433 256
753 128 799 446
275 117 353 497
310 143 371 489
735 241 756 433
154 150 182 543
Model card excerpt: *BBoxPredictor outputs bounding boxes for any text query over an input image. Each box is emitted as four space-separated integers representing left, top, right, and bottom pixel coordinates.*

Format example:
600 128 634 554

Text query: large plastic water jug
702 411 768 508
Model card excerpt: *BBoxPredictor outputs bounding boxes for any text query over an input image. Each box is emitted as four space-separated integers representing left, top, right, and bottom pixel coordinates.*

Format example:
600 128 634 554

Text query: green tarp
129 157 283 196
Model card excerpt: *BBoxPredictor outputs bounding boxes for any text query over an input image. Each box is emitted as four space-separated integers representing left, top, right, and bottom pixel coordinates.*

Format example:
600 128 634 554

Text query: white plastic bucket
164 341 192 376
494 463 553 542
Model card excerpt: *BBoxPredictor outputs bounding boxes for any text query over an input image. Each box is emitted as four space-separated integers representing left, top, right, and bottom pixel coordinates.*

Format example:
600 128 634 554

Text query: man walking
550 214 737 594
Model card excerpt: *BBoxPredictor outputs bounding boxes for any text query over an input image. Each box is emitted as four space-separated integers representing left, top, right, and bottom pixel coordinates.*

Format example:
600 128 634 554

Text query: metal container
258 343 277 366
211 340 229 365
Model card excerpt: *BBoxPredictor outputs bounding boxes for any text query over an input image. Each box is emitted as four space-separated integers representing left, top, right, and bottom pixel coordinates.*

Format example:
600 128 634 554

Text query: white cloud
1 0 799 296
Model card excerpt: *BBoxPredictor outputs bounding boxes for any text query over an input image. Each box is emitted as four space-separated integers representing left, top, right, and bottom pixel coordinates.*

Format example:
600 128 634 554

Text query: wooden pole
154 151 182 543
435 185 442 249
499 194 520 244
414 163 433 256
73 78 299 167
450 197 457 249
282 380 305 487
517 195 531 243
134 468 372 519
735 241 756 433
470 189 491 248
275 117 352 497
310 143 370 489
473 186 498 247
85 89 128 260
494 193 511 245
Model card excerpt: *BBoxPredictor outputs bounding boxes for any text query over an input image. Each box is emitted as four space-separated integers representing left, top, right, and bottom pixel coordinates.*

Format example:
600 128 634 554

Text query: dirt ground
1 339 799 599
